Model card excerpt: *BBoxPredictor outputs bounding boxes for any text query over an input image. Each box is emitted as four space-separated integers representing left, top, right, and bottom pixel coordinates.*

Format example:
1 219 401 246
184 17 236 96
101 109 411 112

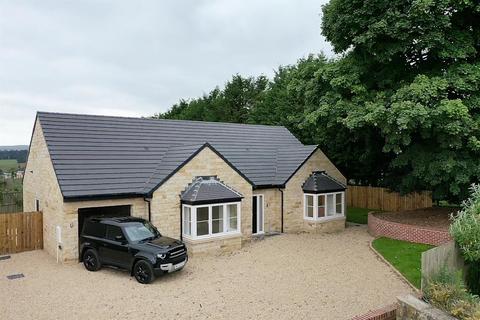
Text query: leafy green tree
154 75 268 123
155 0 480 201
319 0 480 200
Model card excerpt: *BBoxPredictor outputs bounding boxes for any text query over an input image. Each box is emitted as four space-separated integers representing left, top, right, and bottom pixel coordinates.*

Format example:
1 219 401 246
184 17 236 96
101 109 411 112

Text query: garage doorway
78 205 131 259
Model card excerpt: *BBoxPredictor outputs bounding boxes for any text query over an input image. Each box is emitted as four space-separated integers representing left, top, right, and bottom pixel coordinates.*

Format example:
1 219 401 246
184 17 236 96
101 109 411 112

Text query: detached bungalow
24 112 346 262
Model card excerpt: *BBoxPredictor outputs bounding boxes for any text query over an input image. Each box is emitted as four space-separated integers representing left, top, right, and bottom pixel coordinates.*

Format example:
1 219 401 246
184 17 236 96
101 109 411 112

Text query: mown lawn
0 159 18 171
372 237 434 288
346 207 379 224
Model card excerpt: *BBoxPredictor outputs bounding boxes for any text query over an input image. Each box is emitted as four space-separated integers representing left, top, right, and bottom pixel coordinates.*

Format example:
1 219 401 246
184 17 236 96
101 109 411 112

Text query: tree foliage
154 0 480 201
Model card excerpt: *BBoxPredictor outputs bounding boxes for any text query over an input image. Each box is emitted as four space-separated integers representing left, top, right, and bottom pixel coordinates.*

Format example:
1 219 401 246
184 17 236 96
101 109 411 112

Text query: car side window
105 225 125 242
83 221 106 238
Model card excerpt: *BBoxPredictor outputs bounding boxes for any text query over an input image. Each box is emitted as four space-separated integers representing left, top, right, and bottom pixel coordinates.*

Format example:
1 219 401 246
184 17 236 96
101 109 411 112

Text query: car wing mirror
115 235 127 244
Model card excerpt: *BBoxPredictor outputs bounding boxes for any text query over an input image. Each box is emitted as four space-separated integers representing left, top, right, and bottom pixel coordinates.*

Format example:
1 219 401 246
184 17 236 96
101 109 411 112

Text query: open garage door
78 205 131 259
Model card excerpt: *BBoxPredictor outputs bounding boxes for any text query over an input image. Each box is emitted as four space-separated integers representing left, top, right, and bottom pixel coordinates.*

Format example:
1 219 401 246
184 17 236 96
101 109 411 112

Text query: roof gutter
253 184 285 190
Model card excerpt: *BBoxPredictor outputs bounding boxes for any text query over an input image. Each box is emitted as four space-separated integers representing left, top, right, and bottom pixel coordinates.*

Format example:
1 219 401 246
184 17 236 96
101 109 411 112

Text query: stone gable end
151 147 253 243
283 149 347 233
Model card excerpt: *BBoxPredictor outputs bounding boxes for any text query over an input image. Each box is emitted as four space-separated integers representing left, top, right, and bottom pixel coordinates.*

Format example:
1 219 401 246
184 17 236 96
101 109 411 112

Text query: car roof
86 216 146 225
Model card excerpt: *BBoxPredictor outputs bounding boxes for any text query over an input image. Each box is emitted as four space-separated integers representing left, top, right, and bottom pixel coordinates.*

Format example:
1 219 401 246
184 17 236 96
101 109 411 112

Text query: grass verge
346 207 379 224
372 237 434 288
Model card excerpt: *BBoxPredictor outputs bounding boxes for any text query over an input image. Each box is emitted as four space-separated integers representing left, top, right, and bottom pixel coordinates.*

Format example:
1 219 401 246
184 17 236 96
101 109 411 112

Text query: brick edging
368 212 451 246
350 303 397 320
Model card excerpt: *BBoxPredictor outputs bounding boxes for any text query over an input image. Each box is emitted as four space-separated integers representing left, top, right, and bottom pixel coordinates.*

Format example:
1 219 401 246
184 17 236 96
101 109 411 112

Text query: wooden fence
0 191 23 213
0 211 43 254
421 241 467 291
347 185 432 211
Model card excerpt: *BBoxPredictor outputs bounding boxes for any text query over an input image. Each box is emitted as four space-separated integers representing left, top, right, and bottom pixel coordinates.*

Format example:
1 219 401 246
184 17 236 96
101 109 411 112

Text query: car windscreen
123 222 160 242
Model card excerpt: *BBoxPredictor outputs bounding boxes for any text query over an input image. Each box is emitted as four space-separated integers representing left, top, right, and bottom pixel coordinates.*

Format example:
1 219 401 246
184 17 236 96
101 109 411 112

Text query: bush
450 184 480 293
450 184 480 262
424 267 480 320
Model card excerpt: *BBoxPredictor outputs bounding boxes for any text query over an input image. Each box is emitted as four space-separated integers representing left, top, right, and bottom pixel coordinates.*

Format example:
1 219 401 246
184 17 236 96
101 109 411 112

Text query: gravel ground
0 226 412 320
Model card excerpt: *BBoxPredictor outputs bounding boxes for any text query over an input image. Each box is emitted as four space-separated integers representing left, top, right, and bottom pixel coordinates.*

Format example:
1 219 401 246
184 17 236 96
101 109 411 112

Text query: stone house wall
253 188 282 233
24 119 149 262
23 120 65 260
24 122 348 260
62 198 148 261
151 146 253 255
283 149 347 233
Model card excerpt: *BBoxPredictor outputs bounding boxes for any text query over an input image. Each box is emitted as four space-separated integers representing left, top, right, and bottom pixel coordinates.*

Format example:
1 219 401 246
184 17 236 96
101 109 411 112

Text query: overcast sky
0 0 332 145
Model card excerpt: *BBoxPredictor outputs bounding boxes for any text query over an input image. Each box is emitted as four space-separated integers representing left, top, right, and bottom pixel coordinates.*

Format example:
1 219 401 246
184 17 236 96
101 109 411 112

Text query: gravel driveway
0 226 412 320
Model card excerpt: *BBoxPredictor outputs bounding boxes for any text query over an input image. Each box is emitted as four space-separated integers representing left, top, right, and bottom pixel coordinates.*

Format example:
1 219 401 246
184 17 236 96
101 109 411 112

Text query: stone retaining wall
368 213 451 246
396 295 456 320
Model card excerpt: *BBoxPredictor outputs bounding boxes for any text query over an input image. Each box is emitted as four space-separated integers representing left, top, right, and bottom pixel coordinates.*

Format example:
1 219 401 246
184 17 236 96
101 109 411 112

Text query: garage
77 205 131 258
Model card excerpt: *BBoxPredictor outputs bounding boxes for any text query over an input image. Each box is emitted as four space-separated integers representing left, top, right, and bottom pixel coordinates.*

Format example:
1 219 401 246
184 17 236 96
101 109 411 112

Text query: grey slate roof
36 112 319 200
180 176 243 204
302 171 346 194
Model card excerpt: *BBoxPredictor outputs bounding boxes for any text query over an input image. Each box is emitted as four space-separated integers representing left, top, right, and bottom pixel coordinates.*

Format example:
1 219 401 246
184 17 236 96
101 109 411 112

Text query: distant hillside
0 145 28 151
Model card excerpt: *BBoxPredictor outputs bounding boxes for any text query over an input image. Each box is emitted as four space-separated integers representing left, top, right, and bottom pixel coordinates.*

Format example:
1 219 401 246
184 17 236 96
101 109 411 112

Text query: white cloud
0 0 332 145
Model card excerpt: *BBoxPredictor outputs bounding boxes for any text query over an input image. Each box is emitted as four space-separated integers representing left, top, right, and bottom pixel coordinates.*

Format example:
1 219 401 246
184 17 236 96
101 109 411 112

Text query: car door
100 225 131 269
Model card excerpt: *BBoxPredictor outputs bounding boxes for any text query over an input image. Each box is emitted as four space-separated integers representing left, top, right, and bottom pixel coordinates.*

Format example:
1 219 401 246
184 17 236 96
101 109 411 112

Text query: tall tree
155 0 480 201
154 75 268 123
320 0 480 200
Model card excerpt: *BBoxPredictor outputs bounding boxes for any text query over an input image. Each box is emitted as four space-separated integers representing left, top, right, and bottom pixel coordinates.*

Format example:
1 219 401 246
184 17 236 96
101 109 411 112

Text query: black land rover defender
79 216 188 284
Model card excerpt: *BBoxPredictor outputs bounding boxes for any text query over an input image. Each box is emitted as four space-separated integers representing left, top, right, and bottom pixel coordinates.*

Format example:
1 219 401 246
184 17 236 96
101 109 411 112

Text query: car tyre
83 249 101 272
133 260 155 284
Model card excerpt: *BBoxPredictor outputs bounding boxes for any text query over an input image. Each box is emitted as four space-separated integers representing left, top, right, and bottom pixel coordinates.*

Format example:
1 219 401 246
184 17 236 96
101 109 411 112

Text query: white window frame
303 191 345 221
182 201 241 240
253 194 265 235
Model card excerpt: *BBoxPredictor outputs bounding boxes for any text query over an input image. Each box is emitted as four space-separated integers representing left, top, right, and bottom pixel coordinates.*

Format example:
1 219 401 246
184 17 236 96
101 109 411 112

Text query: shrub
450 184 480 294
450 184 480 262
424 267 480 320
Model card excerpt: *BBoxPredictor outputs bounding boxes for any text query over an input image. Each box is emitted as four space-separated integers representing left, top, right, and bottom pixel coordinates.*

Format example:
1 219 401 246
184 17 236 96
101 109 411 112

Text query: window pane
326 194 335 216
227 204 237 218
318 195 325 206
212 205 223 234
197 221 209 236
227 204 238 232
183 206 191 235
336 193 342 215
305 195 314 218
197 207 209 221
106 225 124 241
82 221 106 238
317 195 325 218
229 217 238 231
212 219 223 233
212 205 223 220
307 206 314 217
306 195 313 206
196 207 209 236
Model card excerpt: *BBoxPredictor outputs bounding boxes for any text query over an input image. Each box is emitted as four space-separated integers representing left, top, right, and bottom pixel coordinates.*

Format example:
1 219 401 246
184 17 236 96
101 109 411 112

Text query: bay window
304 192 344 221
182 202 241 239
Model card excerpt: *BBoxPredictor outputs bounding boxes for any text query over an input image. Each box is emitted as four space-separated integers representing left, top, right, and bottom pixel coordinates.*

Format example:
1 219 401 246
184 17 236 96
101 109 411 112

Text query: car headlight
157 253 166 260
